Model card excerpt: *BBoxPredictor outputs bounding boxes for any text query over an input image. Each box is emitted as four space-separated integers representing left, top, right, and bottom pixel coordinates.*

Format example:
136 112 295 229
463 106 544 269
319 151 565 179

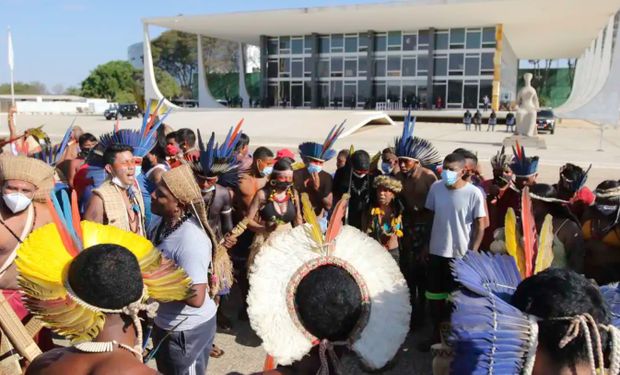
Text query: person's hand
265 220 278 232
310 172 321 190
222 234 237 249
8 106 16 116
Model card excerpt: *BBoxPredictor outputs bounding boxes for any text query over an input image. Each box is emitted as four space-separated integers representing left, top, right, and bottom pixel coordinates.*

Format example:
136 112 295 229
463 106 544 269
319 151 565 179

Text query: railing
375 102 403 111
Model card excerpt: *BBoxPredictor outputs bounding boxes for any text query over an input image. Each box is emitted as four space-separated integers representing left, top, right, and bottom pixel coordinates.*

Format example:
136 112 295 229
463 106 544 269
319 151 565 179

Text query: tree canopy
0 81 47 95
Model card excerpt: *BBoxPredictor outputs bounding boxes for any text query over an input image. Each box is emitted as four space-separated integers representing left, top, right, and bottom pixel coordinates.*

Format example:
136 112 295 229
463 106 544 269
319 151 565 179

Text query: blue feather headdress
511 142 539 177
600 283 620 327
394 110 441 168
298 121 346 162
32 119 75 167
191 120 243 189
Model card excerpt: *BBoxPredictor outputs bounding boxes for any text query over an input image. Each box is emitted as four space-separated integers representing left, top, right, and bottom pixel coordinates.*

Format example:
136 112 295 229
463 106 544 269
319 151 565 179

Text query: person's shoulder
90 353 157 375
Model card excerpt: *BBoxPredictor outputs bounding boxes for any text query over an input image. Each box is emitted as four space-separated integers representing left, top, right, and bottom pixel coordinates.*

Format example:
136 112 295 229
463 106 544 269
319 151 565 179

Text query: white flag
7 28 14 71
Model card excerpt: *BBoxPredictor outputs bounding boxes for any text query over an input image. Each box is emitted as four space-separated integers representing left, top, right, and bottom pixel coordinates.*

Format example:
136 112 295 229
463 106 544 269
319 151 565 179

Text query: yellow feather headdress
15 191 192 346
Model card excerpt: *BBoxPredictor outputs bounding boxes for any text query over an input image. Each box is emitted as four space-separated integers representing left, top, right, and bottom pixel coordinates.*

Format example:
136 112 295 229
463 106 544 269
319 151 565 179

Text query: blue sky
0 0 389 90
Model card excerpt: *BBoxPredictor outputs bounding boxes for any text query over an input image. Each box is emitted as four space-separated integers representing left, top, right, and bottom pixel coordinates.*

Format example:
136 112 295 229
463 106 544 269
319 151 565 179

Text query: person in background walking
473 110 482 131
463 110 472 131
482 95 490 112
487 110 497 132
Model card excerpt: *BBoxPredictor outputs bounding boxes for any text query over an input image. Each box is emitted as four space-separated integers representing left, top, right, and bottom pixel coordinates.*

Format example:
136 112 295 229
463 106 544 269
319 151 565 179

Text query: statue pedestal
502 135 547 150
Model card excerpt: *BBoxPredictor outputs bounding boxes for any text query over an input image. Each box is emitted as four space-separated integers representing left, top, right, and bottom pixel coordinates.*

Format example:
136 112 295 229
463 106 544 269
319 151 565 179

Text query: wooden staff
0 293 41 362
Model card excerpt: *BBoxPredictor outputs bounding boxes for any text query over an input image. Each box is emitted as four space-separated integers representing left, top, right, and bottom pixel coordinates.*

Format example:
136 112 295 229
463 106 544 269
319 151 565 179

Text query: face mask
112 176 131 190
353 171 367 179
307 164 322 174
79 148 91 158
134 166 142 176
260 166 274 177
441 169 459 187
3 193 32 213
596 204 618 216
201 186 216 194
272 180 292 190
381 162 393 174
165 144 179 156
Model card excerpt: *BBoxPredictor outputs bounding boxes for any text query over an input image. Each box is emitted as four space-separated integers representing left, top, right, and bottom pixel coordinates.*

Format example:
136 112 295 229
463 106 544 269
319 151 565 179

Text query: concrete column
259 35 268 107
142 23 179 109
237 42 250 108
310 33 320 108
426 28 436 109
366 30 376 109
492 24 503 111
197 35 224 108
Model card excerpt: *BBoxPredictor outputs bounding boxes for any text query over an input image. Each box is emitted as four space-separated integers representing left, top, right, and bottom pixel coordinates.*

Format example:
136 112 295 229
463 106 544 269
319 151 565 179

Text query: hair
511 268 610 369
165 131 177 141
254 146 274 161
78 133 97 148
234 133 250 152
530 183 579 224
273 158 293 172
595 180 620 206
382 147 395 156
103 144 133 166
67 244 143 310
175 128 196 147
295 265 363 341
351 150 370 171
443 152 465 167
337 149 350 159
453 148 478 166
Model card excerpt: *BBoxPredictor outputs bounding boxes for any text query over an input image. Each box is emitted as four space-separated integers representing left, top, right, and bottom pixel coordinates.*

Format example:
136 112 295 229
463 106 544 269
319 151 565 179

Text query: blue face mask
441 169 459 187
381 162 393 174
261 166 274 177
307 164 323 174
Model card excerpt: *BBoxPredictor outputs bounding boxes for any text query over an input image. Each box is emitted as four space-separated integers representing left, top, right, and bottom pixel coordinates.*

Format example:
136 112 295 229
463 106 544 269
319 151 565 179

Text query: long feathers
534 214 554 274
325 194 349 244
301 193 323 248
521 187 537 277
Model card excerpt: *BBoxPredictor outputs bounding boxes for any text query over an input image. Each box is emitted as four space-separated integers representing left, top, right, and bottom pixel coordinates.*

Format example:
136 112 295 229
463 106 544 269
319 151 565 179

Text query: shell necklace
74 340 142 359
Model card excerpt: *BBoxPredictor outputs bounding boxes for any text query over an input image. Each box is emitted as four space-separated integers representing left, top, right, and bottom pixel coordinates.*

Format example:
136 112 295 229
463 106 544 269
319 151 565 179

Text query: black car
105 103 141 120
536 109 556 134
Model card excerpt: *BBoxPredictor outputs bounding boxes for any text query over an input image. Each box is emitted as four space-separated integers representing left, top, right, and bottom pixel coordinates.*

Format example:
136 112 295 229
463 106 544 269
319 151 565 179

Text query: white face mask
353 171 367 179
112 176 131 190
134 165 142 177
3 192 33 213
201 186 216 194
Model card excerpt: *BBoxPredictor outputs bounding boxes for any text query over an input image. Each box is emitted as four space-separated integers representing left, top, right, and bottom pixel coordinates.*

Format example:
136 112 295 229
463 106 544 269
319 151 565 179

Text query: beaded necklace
154 212 191 246
370 207 403 238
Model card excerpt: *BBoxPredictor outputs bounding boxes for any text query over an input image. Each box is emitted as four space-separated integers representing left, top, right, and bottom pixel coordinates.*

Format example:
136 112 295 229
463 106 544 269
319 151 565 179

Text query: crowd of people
0 103 619 375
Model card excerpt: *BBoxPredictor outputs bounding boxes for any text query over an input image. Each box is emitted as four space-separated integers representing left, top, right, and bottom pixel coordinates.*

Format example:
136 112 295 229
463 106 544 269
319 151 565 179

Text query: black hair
337 149 350 159
560 163 584 181
511 268 610 369
273 158 293 172
175 128 196 147
530 183 579 224
295 265 363 341
254 146 274 160
234 133 250 152
453 148 478 165
103 144 133 166
595 180 620 205
165 131 177 140
351 150 370 171
382 147 395 156
68 244 143 310
443 152 465 167
78 133 97 148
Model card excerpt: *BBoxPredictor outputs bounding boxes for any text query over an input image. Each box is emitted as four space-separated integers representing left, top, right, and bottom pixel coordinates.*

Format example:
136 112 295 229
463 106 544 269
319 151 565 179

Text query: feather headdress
32 119 75 167
248 194 410 370
16 190 191 346
560 163 591 193
394 110 441 168
298 121 346 162
490 145 514 171
511 142 539 177
191 119 243 188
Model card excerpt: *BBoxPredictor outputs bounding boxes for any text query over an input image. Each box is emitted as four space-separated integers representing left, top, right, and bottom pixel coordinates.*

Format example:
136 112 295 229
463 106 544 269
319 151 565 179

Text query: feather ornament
452 252 522 302
600 283 620 327
534 214 554 274
301 193 323 248
504 208 526 277
521 187 537 277
325 194 349 244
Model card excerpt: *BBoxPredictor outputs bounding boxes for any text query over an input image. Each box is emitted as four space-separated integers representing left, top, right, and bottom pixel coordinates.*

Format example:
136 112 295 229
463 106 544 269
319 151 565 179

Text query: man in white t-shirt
421 152 487 350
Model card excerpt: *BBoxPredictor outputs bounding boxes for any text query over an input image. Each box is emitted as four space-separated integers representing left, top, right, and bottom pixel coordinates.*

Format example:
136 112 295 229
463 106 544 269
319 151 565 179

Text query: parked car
105 103 141 120
536 109 556 134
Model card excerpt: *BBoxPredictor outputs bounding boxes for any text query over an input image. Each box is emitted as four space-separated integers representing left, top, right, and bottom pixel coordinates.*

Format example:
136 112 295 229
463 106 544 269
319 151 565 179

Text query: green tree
81 60 136 101
131 67 181 107
152 31 197 98
0 81 47 95
64 86 82 96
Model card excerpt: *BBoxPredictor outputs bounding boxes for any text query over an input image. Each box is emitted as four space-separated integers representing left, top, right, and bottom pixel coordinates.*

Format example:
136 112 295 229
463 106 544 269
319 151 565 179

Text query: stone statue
515 73 540 137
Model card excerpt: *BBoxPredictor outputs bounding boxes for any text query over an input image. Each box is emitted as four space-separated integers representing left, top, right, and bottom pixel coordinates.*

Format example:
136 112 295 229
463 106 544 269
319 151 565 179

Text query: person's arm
220 190 234 234
246 190 269 233
66 159 82 188
83 194 105 224
470 217 486 251
185 283 207 308
470 189 488 251
293 190 303 227
239 178 257 216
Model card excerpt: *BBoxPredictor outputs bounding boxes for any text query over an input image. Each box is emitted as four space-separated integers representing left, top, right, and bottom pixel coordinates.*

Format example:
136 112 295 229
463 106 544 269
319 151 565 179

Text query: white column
197 35 224 108
237 42 251 108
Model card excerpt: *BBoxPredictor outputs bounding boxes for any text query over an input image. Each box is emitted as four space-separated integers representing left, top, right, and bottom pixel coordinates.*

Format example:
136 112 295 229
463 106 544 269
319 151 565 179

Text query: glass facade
263 26 496 108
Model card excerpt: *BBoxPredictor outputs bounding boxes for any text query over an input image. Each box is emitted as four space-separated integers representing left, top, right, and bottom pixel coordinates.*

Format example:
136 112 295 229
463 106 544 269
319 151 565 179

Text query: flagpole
8 27 15 106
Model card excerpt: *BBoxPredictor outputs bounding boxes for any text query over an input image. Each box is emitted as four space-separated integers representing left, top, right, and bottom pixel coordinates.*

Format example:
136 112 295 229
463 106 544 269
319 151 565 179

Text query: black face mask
79 148 91 158
271 180 292 191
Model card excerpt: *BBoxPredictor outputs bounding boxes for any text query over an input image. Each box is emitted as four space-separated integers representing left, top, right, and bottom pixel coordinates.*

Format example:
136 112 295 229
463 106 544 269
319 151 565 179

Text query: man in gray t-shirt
420 152 487 351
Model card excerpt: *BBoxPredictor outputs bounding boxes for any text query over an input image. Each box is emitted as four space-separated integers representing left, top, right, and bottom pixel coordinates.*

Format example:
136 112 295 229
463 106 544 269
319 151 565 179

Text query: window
418 30 430 48
388 31 401 51
279 37 290 53
387 83 400 102
374 81 386 101
320 37 330 53
466 31 481 49
331 34 343 53
304 35 313 53
345 36 357 53
304 57 312 77
268 39 278 55
374 34 386 52
344 83 356 107
465 56 479 75
449 53 464 75
434 56 448 76
449 28 465 49
279 58 290 77
268 59 278 78
345 59 357 77
387 56 401 76
482 27 496 48
434 32 448 50
358 56 367 75
375 59 386 77
331 81 343 103
280 81 290 103
291 59 303 78
292 38 303 54
359 33 369 52
304 82 312 104
331 57 343 77
448 80 463 103
479 80 493 102
417 55 428 73
433 83 446 105
358 80 369 104
481 53 494 72
291 82 303 107
319 59 329 77
402 58 416 76
403 34 416 51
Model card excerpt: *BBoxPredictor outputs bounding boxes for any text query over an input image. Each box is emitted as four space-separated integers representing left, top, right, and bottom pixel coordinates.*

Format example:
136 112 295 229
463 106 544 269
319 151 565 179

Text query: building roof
143 0 620 59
